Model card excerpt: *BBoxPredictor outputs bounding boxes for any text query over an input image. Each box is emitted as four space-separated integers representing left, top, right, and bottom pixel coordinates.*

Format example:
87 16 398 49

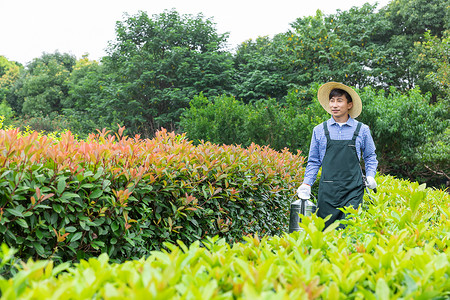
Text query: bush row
1 175 449 299
0 127 305 263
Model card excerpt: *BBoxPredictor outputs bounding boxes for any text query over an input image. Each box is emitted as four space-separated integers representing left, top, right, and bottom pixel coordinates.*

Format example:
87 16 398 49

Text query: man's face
329 95 353 119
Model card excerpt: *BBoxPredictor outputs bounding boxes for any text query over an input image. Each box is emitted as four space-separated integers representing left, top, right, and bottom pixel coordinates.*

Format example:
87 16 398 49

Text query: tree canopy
0 2 449 186
98 9 235 135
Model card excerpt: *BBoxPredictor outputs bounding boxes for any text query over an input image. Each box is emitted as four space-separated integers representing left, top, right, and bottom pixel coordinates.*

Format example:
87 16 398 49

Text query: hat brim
317 82 362 118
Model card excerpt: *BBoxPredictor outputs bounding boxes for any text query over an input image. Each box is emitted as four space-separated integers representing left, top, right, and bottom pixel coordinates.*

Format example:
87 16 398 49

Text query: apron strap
352 122 362 141
322 121 331 142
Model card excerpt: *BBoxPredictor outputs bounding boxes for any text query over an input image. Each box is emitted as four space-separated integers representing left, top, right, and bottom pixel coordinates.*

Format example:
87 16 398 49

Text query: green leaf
111 221 119 232
65 226 77 232
6 208 24 218
90 189 103 199
23 211 33 217
80 221 89 231
5 230 16 242
32 242 45 257
53 204 63 214
86 220 97 227
108 245 115 257
34 205 52 209
50 213 58 225
61 192 80 200
375 278 390 300
91 240 105 249
36 228 43 239
70 232 83 242
93 167 104 180
15 218 29 228
52 262 71 276
124 237 135 247
57 177 66 195
93 218 105 226
409 191 426 213
102 180 111 190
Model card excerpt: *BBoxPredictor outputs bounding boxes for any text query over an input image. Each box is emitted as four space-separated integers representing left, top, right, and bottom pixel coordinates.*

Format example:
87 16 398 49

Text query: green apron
317 121 364 229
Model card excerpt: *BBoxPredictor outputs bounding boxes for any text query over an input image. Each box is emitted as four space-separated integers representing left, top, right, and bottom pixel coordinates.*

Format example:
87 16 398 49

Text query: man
297 82 378 229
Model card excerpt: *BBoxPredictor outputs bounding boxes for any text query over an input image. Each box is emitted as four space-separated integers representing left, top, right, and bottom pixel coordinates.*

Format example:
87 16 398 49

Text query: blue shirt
303 116 378 186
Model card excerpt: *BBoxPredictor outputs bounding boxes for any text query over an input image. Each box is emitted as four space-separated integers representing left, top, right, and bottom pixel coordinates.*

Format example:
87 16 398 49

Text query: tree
0 56 21 98
232 4 391 103
233 1 449 103
63 55 110 136
358 86 448 183
8 52 76 117
0 56 21 120
382 0 448 39
376 0 450 91
412 31 449 187
100 9 235 136
416 128 450 188
233 35 290 103
414 30 450 102
180 93 249 146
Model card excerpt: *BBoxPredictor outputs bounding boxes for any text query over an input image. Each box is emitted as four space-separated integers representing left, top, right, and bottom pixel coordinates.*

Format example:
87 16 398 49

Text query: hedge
0 176 449 299
0 127 305 263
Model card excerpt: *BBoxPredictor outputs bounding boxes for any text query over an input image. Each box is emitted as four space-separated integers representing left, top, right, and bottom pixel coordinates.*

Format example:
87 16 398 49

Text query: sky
0 0 391 65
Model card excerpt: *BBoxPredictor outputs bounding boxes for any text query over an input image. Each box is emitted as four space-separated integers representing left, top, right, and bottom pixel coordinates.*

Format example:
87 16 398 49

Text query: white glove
296 184 311 199
366 176 377 189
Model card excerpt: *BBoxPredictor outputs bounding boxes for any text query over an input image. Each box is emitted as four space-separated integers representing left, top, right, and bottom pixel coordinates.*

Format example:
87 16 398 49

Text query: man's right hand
296 183 311 199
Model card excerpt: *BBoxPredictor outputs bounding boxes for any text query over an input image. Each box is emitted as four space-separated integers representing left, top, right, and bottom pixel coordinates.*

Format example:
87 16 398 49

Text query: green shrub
0 127 305 264
1 175 448 299
180 84 329 155
11 113 71 134
358 86 448 183
415 127 450 188
180 93 249 146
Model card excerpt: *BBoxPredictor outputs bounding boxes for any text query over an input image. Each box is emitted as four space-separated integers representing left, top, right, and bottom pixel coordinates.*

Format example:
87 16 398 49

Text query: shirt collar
328 115 356 127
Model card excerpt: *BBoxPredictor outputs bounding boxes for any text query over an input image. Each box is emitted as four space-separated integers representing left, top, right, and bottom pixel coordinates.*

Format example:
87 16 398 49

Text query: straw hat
317 82 362 118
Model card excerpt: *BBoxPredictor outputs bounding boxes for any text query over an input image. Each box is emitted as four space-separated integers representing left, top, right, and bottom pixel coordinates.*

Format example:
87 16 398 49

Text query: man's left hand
366 176 377 189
